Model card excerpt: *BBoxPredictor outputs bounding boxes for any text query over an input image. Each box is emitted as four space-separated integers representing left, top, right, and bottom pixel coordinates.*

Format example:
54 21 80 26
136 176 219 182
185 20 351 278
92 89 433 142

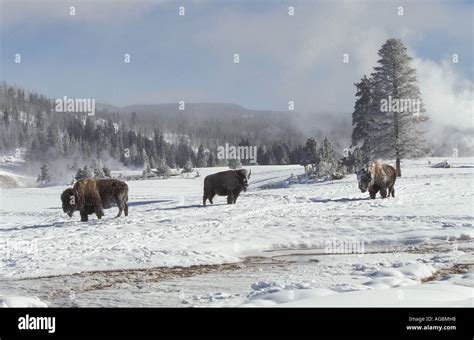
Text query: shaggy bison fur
356 162 396 199
203 169 251 205
61 178 128 222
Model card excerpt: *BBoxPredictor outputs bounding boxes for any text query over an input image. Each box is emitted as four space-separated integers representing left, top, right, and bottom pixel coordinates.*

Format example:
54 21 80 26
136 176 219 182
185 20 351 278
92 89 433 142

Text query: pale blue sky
1 0 473 119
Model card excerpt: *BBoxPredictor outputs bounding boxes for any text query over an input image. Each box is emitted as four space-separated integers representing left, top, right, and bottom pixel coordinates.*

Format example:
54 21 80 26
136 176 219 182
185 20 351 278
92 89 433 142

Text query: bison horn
248 169 251 178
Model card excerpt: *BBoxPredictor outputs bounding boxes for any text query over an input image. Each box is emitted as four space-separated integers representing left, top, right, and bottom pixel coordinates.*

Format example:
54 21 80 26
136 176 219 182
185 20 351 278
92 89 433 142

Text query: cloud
0 0 158 31
414 58 473 129
192 0 473 128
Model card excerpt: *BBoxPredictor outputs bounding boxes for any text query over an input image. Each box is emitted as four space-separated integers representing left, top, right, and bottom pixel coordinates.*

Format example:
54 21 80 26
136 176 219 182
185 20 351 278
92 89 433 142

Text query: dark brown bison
356 161 396 199
203 169 251 205
61 178 128 222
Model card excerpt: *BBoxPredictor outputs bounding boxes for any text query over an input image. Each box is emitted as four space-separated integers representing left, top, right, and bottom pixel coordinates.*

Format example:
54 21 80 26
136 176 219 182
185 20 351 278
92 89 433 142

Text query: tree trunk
396 158 401 177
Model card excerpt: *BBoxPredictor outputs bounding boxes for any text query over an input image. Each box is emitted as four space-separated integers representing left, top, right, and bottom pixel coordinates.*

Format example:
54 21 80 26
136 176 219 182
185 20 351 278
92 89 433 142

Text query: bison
203 169 251 205
356 161 396 199
61 178 128 222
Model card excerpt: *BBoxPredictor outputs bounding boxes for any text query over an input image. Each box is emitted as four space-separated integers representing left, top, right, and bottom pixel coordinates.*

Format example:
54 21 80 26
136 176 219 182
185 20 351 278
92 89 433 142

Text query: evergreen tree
75 165 92 181
196 144 207 167
35 110 44 130
142 148 152 176
103 166 112 178
130 112 138 130
182 160 194 173
318 137 338 176
83 117 95 142
228 158 242 169
257 145 270 165
352 75 374 157
93 159 106 178
370 38 428 176
302 138 320 171
176 139 193 168
321 138 337 163
207 149 217 167
3 109 9 127
344 147 365 173
61 130 71 156
153 129 166 160
272 143 289 165
351 147 365 171
128 144 138 166
47 125 60 147
37 164 51 185
166 144 177 168
155 158 171 177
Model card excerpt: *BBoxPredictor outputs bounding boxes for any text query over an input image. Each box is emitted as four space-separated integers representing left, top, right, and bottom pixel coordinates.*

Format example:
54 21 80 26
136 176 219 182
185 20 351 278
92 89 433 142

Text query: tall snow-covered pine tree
370 38 428 176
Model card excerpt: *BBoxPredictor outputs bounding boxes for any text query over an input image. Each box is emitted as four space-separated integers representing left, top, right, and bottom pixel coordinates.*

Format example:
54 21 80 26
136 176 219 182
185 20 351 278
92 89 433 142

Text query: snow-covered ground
0 158 473 307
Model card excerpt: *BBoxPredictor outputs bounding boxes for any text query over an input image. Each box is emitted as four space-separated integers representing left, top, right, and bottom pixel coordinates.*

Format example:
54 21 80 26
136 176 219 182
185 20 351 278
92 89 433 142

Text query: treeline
0 83 346 179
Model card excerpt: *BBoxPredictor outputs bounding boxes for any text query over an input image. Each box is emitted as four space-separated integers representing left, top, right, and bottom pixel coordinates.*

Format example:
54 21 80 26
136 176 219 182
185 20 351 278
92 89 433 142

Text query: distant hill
97 102 352 151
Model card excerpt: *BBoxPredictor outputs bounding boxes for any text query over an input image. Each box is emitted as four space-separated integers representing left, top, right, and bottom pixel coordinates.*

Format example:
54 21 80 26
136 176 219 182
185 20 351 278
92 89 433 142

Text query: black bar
0 308 472 339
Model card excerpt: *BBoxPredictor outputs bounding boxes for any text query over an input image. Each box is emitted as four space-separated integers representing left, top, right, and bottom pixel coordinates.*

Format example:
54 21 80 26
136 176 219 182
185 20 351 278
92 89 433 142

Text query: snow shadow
47 200 172 210
0 220 68 232
158 204 217 210
309 197 368 203
128 199 172 207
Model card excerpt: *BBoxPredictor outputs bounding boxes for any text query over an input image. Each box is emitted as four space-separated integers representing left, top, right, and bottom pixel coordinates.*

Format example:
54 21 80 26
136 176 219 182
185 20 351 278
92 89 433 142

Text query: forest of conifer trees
0 82 348 183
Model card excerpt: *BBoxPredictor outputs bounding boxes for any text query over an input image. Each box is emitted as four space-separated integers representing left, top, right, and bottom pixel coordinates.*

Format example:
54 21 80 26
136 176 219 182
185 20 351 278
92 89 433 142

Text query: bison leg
233 192 240 204
115 193 128 217
90 190 104 219
115 196 125 217
369 186 378 199
227 195 234 204
388 185 395 198
380 187 388 199
80 210 89 222
95 207 104 219
203 191 215 205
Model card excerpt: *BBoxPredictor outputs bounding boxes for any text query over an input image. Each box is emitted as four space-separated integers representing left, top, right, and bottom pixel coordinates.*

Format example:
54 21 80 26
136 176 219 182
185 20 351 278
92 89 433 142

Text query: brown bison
203 169 251 205
61 178 128 222
356 161 396 199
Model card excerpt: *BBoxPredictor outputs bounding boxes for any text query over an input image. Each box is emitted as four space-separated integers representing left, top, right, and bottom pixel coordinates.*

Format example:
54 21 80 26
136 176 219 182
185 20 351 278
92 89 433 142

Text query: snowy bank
239 284 473 307
0 295 48 307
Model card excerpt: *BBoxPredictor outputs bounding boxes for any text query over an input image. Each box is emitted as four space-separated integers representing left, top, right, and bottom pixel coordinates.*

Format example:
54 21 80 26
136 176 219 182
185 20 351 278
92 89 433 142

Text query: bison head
356 168 371 193
237 169 251 192
61 188 78 217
